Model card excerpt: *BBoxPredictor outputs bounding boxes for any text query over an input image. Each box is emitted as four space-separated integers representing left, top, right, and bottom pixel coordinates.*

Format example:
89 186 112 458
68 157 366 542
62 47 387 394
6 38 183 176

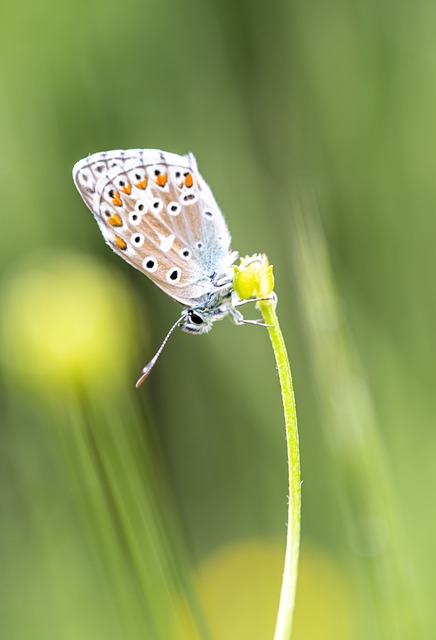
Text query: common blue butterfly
73 149 265 385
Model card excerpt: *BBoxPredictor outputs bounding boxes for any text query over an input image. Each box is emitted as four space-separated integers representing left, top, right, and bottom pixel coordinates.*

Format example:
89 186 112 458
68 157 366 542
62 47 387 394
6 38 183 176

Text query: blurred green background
0 0 433 638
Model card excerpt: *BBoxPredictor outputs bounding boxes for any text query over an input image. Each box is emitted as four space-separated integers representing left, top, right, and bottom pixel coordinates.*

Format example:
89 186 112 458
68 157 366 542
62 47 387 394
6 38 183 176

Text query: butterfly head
180 306 225 334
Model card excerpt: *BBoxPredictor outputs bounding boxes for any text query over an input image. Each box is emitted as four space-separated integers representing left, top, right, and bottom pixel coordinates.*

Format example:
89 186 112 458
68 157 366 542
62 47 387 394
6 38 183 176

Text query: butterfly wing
73 149 235 306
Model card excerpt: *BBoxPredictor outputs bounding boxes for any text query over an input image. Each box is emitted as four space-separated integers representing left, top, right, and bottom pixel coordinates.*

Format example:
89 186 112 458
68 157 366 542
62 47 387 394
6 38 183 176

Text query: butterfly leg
228 291 277 327
232 291 278 309
228 305 273 328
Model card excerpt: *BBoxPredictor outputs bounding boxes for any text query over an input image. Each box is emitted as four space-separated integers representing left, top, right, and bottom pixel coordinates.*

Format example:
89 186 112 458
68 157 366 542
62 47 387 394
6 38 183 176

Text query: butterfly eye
143 257 158 272
131 233 144 247
189 311 204 325
168 202 181 216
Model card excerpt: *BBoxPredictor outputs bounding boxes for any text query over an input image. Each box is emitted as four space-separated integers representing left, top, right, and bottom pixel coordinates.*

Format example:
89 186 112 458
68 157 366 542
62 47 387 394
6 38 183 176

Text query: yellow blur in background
0 0 433 637
1 253 139 391
178 540 354 640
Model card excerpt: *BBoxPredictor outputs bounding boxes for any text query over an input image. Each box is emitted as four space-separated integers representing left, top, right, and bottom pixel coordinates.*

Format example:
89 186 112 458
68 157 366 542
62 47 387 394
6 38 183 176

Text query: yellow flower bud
233 254 275 300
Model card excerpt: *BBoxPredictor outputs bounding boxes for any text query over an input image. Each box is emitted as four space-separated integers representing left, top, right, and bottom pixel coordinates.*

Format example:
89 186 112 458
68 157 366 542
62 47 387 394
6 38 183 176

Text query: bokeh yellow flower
176 539 356 640
0 252 141 392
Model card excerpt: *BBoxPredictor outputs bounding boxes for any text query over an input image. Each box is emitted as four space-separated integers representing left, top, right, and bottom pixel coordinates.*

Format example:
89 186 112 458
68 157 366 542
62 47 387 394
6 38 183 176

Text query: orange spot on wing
115 235 127 250
121 183 131 195
112 191 122 207
185 173 193 188
156 173 168 187
135 178 147 189
107 214 122 227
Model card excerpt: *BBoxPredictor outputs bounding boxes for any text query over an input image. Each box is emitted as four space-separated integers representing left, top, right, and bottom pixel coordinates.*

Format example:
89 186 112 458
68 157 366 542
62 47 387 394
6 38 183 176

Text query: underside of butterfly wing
73 149 235 306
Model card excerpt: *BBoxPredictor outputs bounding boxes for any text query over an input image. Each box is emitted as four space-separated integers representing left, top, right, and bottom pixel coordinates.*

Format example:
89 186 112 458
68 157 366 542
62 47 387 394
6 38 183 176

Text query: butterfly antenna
136 316 183 388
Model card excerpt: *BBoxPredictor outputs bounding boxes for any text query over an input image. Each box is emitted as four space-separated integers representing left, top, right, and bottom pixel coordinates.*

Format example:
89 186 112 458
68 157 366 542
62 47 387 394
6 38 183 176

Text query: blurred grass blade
290 194 419 640
0 253 211 639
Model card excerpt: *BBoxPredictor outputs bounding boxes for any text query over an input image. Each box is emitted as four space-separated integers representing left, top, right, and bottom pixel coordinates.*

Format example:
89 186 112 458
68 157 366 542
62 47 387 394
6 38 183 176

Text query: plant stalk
258 298 301 640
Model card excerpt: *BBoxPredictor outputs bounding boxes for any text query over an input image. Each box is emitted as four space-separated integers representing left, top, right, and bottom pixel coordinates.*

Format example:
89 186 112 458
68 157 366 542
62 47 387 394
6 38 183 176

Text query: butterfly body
73 149 239 334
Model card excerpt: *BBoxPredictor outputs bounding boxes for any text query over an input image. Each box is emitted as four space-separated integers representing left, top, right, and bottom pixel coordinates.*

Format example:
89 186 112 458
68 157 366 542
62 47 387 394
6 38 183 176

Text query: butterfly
73 149 266 385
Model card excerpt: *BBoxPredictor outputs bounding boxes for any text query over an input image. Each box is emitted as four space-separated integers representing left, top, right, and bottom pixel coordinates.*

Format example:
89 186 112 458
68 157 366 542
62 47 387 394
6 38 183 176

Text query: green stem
258 298 301 640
